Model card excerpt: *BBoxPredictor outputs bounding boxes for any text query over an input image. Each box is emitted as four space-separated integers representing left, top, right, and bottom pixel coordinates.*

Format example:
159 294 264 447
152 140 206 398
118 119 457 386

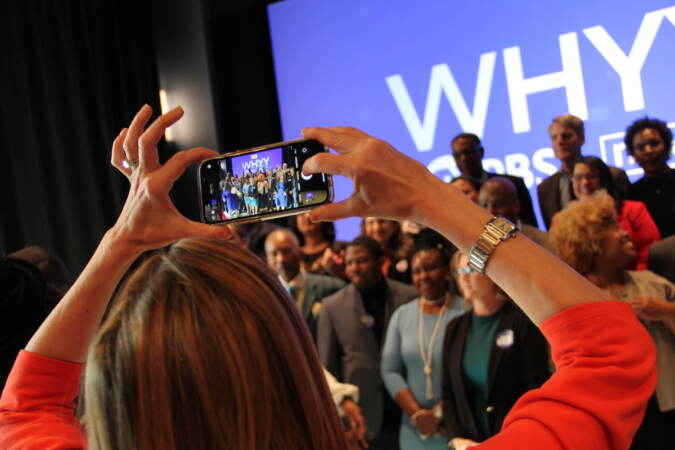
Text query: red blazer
619 200 661 270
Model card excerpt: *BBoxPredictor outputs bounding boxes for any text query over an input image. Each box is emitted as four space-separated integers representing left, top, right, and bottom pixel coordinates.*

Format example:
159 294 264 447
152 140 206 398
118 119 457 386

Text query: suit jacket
441 303 551 441
538 167 629 230
520 223 553 252
648 235 675 285
485 172 538 228
317 278 417 440
300 272 345 339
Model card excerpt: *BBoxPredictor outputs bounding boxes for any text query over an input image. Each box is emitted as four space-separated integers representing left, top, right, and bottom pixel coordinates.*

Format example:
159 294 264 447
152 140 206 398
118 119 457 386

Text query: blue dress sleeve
380 304 410 398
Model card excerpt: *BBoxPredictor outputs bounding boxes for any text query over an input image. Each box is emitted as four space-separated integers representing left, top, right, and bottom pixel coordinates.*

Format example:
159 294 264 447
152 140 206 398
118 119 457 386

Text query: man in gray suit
318 235 417 449
538 114 630 229
265 229 345 339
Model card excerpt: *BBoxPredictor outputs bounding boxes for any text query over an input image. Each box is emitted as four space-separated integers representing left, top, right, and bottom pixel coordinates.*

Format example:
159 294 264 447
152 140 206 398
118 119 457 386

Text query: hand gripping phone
199 139 333 225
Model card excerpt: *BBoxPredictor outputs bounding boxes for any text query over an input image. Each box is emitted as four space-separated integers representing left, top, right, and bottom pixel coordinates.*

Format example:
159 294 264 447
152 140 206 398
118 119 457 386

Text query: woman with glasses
570 155 659 269
440 252 551 450
624 116 675 238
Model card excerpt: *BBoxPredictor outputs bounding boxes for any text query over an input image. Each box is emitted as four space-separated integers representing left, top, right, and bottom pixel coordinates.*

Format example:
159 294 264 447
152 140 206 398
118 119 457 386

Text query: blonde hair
549 190 616 275
84 238 347 450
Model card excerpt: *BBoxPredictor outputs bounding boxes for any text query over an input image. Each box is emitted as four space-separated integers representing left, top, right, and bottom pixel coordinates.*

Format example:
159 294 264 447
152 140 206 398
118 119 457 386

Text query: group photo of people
204 162 300 222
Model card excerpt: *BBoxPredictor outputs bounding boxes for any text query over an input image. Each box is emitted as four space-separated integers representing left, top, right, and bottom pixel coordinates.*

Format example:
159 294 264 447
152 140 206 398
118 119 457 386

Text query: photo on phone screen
199 139 332 224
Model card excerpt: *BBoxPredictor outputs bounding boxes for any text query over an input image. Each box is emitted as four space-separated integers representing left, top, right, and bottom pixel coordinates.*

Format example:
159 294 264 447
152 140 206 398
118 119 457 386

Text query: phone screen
199 139 332 224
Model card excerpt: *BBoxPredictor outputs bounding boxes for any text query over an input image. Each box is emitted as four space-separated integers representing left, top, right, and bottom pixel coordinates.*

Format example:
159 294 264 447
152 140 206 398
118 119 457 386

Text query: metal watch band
468 216 518 274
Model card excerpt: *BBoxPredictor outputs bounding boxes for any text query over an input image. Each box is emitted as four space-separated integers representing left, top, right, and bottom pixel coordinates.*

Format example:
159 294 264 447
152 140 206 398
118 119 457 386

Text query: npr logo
386 6 675 151
599 122 675 182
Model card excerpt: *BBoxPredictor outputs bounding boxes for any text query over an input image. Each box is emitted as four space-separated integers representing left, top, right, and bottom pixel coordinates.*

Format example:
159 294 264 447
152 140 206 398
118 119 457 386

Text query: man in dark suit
538 114 630 229
451 133 538 227
648 236 675 284
317 235 417 449
264 229 345 339
478 177 553 252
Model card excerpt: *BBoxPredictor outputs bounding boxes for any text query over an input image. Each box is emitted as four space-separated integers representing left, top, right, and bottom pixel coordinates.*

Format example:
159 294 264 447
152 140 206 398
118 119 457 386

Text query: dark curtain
206 0 282 150
0 0 165 274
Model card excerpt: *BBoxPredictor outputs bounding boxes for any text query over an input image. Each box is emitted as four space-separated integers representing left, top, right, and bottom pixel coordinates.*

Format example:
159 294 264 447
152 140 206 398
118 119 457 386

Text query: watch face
492 217 515 234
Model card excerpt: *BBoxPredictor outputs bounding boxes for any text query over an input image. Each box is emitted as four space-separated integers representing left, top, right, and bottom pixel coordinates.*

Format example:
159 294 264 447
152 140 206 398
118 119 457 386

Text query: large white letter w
385 52 496 152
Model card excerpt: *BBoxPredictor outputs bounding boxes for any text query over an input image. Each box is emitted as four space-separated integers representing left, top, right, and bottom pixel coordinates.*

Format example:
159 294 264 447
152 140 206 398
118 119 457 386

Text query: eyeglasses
455 266 474 275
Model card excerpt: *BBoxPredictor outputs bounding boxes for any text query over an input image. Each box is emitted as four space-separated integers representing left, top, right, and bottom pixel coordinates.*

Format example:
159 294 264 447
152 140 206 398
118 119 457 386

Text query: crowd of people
0 106 672 450
206 163 300 221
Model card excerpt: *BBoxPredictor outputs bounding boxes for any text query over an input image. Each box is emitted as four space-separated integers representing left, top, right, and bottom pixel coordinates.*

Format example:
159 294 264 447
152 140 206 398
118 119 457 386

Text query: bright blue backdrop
268 0 675 237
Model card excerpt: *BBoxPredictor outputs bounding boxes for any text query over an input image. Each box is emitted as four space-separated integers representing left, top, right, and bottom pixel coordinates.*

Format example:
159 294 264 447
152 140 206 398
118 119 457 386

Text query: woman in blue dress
381 235 465 449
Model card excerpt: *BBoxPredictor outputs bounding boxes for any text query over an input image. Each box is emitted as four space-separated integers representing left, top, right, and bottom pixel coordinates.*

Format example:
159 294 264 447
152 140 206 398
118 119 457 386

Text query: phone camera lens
302 147 308 153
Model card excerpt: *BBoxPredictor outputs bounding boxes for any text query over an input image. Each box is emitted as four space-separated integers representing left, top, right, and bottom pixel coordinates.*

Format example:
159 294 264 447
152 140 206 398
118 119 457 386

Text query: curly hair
623 116 673 157
549 191 616 275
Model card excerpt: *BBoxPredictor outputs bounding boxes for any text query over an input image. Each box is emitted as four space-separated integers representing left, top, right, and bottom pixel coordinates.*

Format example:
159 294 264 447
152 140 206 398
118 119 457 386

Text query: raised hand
301 126 446 224
24 105 229 363
108 105 229 253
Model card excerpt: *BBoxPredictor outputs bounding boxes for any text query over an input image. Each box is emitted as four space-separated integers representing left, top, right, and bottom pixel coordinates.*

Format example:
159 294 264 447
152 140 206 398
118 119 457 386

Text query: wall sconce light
159 89 174 142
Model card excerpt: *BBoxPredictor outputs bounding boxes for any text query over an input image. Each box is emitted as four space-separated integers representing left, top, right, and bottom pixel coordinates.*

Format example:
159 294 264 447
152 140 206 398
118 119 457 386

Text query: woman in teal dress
441 252 550 450
381 235 465 449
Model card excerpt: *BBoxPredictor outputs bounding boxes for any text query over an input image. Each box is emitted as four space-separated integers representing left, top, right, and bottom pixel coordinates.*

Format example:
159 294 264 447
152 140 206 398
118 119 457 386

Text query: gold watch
468 216 518 274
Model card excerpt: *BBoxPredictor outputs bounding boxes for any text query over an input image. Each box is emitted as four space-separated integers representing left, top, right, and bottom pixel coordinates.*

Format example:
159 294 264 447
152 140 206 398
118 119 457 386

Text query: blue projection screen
268 0 675 238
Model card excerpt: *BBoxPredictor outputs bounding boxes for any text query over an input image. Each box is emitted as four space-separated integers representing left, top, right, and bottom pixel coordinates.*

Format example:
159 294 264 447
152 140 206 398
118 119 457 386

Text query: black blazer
441 302 550 441
537 172 566 231
538 167 630 230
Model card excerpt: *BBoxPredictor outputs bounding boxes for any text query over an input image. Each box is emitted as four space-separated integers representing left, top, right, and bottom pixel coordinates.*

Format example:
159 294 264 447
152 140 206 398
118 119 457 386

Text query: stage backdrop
268 0 675 237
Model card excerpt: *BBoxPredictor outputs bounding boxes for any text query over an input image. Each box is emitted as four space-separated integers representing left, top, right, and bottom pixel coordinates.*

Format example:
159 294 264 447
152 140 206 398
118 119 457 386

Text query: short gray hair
548 114 585 138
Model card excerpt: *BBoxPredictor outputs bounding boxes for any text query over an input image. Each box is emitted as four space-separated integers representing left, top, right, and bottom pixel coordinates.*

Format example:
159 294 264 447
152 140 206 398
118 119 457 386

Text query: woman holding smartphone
0 116 657 450
0 107 349 450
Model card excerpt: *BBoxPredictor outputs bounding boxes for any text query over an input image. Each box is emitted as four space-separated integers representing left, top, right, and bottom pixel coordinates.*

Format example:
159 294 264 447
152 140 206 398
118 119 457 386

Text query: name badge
496 329 514 349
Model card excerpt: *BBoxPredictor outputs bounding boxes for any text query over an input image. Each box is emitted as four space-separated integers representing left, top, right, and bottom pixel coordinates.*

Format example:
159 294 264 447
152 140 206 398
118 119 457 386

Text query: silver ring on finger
127 159 139 170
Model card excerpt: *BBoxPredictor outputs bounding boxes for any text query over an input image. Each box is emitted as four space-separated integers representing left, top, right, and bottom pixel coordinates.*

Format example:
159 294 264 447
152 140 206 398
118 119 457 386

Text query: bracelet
432 403 443 420
468 216 518 274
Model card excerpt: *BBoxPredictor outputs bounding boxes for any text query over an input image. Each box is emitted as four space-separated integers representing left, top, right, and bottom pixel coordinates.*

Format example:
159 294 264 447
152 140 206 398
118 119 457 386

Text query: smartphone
199 139 333 225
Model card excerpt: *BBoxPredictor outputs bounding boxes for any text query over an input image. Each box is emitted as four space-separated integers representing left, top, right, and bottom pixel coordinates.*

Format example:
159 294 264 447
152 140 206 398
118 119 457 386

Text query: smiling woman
380 234 465 450
550 190 675 448
440 252 550 449
570 156 660 270
625 117 675 239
